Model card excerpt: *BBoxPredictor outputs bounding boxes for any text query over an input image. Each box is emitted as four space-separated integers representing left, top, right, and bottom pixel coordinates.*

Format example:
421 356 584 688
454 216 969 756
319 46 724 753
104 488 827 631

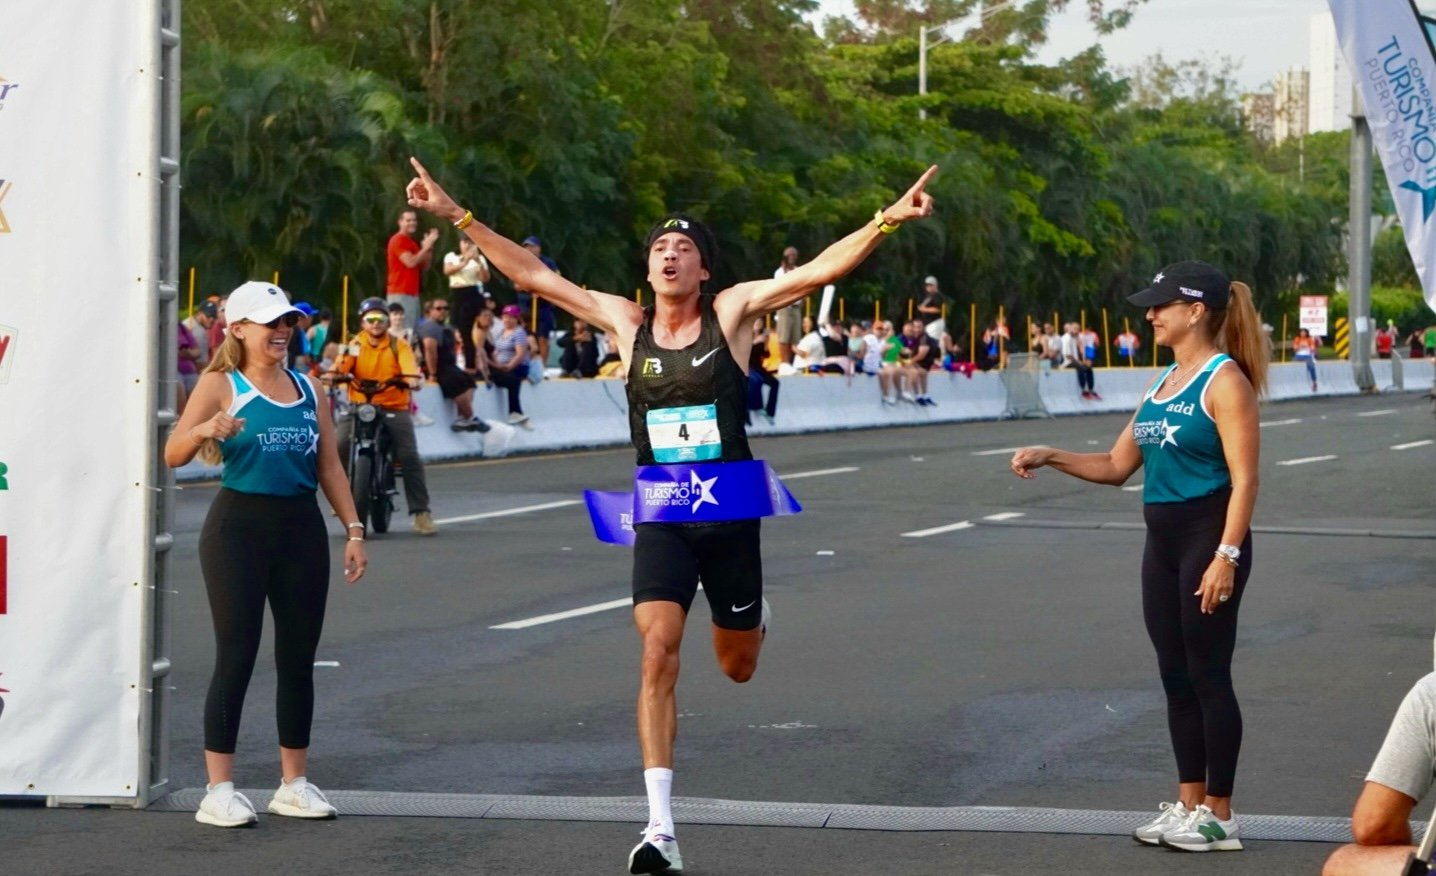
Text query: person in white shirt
1059 321 1101 400
772 246 802 364
444 236 492 373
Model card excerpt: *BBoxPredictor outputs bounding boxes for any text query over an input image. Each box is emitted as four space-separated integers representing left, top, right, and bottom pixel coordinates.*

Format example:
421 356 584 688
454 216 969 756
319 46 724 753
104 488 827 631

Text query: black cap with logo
1127 260 1231 310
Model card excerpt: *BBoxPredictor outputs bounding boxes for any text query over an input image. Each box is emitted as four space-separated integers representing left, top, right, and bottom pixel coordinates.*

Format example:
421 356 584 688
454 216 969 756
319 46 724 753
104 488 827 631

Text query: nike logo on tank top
1133 353 1232 504
219 369 321 496
627 295 752 466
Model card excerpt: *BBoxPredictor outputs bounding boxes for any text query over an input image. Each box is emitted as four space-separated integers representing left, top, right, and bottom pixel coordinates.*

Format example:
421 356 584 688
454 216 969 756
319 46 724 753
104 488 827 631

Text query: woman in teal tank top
1008 261 1267 854
165 282 368 829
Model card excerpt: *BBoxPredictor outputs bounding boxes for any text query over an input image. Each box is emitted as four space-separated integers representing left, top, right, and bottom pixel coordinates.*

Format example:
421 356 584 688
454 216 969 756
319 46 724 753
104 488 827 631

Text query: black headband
644 214 717 274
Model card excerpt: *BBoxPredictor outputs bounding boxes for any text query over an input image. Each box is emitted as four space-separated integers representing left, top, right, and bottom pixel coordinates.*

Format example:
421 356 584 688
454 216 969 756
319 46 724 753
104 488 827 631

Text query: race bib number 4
647 404 721 463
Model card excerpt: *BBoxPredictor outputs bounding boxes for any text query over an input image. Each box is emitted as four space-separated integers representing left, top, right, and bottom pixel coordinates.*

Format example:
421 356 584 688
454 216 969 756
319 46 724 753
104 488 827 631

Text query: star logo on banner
1400 180 1436 222
689 470 719 512
306 427 320 455
1160 418 1181 449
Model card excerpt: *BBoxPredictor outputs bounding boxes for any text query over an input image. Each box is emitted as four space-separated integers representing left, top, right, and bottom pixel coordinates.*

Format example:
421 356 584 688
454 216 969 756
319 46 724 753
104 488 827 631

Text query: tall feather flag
1330 0 1436 311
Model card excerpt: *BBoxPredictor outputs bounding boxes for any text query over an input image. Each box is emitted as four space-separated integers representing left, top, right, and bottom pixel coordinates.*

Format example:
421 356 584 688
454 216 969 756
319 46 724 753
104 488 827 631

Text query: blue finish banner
584 460 802 546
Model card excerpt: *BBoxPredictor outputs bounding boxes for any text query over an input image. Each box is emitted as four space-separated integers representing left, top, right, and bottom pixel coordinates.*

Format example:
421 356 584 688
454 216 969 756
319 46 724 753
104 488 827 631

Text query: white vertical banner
1329 0 1436 311
0 2 157 797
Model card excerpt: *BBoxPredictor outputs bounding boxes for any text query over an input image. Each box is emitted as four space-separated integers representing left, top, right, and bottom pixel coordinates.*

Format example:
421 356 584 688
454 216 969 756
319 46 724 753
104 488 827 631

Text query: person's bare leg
205 750 235 785
1322 844 1417 876
1178 781 1205 811
279 746 309 784
711 623 762 683
635 601 687 768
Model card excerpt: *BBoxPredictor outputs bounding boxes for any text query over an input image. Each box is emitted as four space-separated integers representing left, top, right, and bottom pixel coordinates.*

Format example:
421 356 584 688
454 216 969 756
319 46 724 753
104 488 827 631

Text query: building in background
1274 68 1309 145
1307 11 1352 134
1241 92 1275 145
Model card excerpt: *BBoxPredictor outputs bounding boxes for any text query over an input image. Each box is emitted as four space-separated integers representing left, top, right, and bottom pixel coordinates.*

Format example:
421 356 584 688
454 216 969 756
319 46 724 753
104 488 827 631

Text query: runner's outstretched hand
405 157 464 224
882 165 939 224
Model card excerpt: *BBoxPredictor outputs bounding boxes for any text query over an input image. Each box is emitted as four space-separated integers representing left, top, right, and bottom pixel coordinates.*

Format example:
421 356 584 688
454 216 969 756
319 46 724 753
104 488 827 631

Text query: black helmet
357 296 388 318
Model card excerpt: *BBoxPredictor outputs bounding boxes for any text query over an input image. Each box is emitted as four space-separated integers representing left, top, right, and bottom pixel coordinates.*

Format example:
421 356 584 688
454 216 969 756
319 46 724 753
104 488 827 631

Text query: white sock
207 780 234 795
644 767 674 836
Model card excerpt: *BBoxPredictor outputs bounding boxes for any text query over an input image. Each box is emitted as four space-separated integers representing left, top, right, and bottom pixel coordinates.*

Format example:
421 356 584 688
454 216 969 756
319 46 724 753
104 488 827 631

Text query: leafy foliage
181 0 1361 331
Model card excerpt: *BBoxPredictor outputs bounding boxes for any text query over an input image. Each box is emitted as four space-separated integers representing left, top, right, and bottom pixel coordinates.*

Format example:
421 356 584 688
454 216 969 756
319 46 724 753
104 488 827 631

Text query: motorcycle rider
329 297 438 536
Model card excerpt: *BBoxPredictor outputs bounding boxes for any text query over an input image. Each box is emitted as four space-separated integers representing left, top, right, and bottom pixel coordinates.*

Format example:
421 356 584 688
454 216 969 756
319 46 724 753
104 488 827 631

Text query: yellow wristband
453 210 474 231
873 210 900 234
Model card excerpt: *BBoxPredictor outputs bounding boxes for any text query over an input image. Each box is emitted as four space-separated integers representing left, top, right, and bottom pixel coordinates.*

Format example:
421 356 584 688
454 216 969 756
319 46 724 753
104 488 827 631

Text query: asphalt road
6 390 1435 875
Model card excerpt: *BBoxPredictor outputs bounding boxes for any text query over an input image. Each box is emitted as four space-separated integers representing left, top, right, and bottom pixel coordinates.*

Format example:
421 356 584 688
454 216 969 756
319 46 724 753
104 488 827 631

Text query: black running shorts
632 519 763 630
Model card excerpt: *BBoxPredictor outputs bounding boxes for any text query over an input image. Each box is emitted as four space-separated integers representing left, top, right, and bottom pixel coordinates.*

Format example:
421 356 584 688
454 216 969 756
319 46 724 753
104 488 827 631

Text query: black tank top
627 295 752 466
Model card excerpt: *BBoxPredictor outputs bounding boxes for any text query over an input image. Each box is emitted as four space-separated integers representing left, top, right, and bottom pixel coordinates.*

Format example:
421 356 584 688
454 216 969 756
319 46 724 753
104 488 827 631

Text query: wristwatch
1215 544 1241 563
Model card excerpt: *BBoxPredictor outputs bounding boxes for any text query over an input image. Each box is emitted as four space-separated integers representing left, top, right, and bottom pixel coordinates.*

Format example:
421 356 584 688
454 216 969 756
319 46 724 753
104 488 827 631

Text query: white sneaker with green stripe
1160 803 1243 852
1131 801 1188 846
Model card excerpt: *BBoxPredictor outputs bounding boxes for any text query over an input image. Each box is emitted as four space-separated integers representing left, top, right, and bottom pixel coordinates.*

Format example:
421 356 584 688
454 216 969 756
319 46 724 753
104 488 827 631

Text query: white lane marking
901 521 974 538
1393 440 1434 450
435 500 583 526
983 512 1025 521
314 661 341 668
1260 418 1302 428
971 447 1024 457
779 466 860 480
1359 409 1398 417
1277 455 1339 466
1121 484 1143 492
491 597 632 630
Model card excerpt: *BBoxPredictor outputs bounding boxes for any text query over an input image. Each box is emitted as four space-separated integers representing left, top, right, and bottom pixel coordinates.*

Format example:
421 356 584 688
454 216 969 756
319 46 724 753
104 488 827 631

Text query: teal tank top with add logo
219 369 320 496
1133 353 1232 504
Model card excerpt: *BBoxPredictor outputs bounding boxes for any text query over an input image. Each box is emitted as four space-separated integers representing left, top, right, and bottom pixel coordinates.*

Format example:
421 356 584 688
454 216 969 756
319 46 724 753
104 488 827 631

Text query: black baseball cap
1127 261 1230 310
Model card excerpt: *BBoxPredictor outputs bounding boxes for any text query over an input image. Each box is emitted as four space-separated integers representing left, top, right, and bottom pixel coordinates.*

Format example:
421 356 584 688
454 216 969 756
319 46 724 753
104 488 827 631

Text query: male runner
405 156 936 874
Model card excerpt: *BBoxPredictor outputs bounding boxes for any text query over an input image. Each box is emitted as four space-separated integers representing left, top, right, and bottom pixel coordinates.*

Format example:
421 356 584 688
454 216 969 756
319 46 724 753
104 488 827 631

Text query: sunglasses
362 314 389 325
251 313 300 329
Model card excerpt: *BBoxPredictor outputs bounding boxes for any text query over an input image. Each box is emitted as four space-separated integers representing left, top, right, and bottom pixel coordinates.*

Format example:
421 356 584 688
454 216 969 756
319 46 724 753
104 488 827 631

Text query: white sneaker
195 782 258 828
628 829 683 874
507 411 529 425
413 411 435 427
1131 801 1188 846
266 777 338 820
881 396 896 406
899 391 917 403
1160 803 1242 852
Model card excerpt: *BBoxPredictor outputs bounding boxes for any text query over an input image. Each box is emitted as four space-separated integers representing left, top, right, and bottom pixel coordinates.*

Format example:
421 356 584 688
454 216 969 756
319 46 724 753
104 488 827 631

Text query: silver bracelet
345 522 364 530
347 536 365 543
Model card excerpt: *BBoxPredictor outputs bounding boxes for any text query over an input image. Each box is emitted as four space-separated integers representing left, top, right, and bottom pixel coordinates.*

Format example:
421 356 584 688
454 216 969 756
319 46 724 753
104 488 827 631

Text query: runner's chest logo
641 357 664 377
1133 406 1193 449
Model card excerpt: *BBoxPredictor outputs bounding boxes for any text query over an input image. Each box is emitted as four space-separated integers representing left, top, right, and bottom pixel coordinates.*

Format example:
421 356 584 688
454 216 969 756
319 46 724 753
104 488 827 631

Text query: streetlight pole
917 2 1014 121
919 25 928 121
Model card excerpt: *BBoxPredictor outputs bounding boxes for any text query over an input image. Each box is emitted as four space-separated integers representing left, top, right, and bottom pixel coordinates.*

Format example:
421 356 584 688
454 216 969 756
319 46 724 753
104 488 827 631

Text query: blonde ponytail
192 332 246 465
1217 281 1268 398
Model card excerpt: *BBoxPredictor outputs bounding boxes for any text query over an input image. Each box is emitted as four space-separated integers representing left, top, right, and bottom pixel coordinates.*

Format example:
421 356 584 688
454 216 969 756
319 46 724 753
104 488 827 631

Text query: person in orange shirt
329 297 437 535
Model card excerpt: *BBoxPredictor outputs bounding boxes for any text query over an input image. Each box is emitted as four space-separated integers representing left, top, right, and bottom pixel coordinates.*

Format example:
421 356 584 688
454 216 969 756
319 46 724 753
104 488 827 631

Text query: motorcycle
328 374 414 534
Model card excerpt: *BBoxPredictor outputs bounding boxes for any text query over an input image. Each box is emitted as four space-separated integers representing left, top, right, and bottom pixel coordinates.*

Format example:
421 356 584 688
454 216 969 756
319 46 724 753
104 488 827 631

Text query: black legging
199 488 330 753
489 367 525 414
1141 488 1251 798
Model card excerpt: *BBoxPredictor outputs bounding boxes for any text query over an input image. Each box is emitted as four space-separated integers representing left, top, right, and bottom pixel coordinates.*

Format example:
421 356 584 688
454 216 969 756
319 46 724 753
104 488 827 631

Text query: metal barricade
1001 353 1051 419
